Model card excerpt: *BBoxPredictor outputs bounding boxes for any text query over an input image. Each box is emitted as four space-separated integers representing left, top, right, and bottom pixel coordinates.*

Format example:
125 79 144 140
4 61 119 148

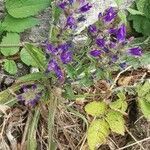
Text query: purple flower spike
109 28 117 35
61 50 73 64
98 12 102 18
58 2 68 9
111 55 118 62
47 59 59 72
55 67 64 80
57 43 71 52
103 47 109 53
45 43 57 54
69 0 74 4
88 25 97 33
79 3 92 13
47 59 64 80
96 38 105 48
120 62 127 69
90 50 102 57
128 47 142 56
66 15 76 29
109 42 116 48
103 7 117 22
117 24 126 42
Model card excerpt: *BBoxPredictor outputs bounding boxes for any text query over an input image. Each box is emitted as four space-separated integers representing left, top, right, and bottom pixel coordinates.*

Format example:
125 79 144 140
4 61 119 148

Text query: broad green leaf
85 101 107 117
128 15 150 36
3 60 17 75
136 0 146 12
127 8 144 15
137 82 150 97
2 15 39 33
143 0 150 19
110 93 127 113
140 53 150 66
138 99 150 121
6 0 51 18
105 110 125 135
0 33 20 56
87 119 110 150
20 44 46 71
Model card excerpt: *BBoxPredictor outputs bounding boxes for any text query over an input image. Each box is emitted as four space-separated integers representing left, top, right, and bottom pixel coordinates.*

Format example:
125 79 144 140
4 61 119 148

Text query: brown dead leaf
0 105 10 115
118 76 133 86
76 98 87 105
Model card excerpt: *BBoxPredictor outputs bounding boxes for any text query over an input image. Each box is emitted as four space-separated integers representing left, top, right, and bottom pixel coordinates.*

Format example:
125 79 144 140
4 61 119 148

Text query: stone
75 0 135 34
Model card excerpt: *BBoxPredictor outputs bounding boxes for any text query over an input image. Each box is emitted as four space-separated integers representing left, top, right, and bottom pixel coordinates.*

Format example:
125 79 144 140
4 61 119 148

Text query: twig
125 126 145 150
79 134 87 150
117 136 150 150
108 137 120 149
110 66 132 90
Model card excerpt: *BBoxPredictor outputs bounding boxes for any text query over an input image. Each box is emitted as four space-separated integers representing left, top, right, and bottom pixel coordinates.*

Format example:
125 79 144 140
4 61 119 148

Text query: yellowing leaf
138 99 150 121
137 82 150 97
87 119 110 150
105 110 125 135
85 101 107 117
110 92 127 112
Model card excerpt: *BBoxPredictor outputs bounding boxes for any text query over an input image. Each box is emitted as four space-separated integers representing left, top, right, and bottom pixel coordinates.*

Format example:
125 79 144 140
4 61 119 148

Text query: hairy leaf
129 15 150 36
6 0 51 18
110 93 127 113
137 82 150 97
87 119 110 150
143 0 150 19
139 99 150 121
2 15 39 33
105 110 125 135
3 60 17 75
85 101 107 117
20 44 46 71
136 0 146 12
0 33 20 56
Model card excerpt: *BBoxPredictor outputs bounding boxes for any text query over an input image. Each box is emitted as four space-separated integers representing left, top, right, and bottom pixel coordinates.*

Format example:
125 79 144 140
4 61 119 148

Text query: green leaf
20 44 46 71
115 0 123 6
2 15 39 33
118 10 127 24
136 0 146 12
6 0 51 18
137 82 150 97
53 5 62 24
16 72 46 83
105 110 125 135
110 93 127 112
85 101 107 117
87 119 110 150
3 60 17 75
0 33 20 56
143 0 150 19
127 8 144 15
129 15 150 36
138 99 150 121
27 108 40 150
140 52 150 66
